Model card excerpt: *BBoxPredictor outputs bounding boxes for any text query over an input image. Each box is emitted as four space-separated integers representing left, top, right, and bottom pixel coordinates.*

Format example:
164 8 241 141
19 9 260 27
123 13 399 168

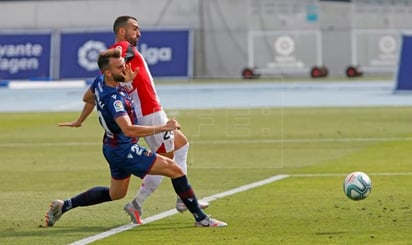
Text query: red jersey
110 41 162 117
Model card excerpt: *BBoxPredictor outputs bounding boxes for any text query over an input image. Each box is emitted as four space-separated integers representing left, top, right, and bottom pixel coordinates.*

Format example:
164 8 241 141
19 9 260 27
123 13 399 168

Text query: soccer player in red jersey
110 16 209 223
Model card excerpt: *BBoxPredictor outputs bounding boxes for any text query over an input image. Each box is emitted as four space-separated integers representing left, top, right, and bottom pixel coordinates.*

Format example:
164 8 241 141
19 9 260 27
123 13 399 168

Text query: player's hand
123 64 139 82
165 119 181 131
57 121 82 128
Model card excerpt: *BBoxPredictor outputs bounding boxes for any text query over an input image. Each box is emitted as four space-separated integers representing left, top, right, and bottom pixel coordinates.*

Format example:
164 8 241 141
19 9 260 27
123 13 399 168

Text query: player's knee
169 160 185 177
175 164 185 175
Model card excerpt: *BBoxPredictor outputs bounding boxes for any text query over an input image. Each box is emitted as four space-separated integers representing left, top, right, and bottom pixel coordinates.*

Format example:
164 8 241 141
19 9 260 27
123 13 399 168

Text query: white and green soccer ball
343 171 372 201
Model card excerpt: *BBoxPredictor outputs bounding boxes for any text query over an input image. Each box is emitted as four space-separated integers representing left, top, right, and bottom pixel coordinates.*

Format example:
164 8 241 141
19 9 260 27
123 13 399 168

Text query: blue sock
171 175 206 221
62 186 111 213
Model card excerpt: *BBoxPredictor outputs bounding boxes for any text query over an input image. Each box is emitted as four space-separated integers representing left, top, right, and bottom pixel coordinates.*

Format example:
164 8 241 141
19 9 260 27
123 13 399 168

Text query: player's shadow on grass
0 222 201 239
315 231 348 236
127 222 196 232
0 227 109 239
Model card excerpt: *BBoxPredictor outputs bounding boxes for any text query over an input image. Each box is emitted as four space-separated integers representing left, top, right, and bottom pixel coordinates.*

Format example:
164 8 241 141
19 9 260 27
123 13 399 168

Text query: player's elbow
83 89 95 104
122 128 136 138
83 96 95 104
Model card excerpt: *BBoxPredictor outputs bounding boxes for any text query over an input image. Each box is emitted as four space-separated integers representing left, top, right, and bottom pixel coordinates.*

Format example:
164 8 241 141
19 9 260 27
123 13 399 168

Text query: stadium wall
0 0 410 78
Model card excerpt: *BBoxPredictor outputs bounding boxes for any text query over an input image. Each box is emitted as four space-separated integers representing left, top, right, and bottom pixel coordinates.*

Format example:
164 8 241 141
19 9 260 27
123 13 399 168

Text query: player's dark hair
113 16 137 34
97 48 122 71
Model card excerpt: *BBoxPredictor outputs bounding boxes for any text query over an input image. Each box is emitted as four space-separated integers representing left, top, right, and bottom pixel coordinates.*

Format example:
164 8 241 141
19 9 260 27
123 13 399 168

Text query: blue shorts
102 143 157 180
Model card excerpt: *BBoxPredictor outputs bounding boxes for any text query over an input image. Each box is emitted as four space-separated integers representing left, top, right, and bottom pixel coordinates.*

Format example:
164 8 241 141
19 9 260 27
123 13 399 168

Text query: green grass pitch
0 107 411 244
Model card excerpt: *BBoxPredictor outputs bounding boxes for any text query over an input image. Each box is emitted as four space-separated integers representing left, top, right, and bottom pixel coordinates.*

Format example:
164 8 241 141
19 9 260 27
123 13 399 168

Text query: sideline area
1 80 412 112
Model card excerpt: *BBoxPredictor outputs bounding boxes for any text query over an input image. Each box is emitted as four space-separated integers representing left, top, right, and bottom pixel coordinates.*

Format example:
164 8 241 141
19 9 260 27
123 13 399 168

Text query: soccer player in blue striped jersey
45 48 227 228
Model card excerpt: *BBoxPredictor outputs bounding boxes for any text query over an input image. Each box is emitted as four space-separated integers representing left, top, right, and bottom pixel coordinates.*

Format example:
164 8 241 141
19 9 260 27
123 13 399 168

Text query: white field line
2 136 412 148
69 174 290 245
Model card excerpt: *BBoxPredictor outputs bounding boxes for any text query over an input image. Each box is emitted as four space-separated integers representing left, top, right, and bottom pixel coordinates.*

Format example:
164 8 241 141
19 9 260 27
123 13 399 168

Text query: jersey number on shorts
163 131 171 140
131 144 144 156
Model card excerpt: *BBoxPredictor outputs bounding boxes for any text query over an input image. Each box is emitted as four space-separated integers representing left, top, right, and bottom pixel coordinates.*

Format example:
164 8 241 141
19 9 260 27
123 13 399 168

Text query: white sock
134 174 164 206
174 143 189 174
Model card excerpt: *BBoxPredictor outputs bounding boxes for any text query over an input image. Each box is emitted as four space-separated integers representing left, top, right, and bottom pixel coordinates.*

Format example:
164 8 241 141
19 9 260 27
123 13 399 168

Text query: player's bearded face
112 72 125 82
125 20 140 47
125 30 137 47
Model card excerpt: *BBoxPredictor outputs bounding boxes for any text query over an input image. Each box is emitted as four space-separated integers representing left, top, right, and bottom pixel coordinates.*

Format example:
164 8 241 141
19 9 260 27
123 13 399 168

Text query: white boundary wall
1 0 412 77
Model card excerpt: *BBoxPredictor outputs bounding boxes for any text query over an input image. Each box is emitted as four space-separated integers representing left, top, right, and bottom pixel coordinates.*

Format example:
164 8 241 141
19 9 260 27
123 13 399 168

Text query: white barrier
6 80 88 89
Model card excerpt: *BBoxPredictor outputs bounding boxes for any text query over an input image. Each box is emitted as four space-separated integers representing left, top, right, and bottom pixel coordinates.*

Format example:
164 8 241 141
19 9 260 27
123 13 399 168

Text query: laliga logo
379 35 397 54
78 40 107 71
274 36 295 56
139 43 172 65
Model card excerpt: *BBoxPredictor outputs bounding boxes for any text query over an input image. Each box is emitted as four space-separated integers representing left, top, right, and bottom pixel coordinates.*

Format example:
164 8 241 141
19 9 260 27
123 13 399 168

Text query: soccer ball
343 171 372 201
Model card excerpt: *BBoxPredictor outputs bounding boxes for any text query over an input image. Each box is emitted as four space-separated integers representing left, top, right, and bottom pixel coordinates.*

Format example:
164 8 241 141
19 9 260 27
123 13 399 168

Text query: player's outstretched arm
58 89 96 128
116 115 180 137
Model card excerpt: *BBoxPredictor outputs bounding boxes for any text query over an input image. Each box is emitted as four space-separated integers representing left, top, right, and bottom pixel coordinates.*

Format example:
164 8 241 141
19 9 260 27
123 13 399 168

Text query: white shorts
138 110 175 153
